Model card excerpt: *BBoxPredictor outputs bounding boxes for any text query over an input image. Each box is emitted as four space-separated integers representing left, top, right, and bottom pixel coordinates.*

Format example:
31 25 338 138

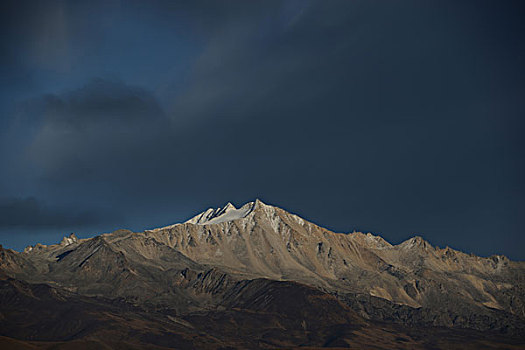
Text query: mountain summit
146 200 520 309
184 201 256 225
1 200 524 349
163 199 278 227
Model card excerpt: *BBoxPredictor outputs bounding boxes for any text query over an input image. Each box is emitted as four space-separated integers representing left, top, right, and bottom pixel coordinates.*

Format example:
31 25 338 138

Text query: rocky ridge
0 199 524 348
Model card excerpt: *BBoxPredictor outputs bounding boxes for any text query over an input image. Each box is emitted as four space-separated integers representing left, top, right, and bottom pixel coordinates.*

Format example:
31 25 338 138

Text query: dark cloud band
0 197 104 229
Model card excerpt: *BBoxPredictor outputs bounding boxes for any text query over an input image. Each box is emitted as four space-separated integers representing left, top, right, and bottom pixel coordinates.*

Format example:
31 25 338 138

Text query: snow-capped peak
185 201 258 225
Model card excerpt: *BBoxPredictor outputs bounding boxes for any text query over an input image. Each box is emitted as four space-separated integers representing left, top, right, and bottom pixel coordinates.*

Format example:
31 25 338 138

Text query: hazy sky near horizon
1 0 524 259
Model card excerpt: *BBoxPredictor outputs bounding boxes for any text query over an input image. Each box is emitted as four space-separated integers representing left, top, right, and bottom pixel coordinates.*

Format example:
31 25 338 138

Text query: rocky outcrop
60 233 78 246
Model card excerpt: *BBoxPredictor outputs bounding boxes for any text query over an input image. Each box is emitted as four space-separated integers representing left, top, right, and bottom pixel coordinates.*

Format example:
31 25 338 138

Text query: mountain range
1 199 524 349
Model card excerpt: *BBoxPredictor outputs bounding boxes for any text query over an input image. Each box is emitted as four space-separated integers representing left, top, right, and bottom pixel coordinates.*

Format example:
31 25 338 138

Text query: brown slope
14 233 223 312
0 245 38 279
145 200 525 318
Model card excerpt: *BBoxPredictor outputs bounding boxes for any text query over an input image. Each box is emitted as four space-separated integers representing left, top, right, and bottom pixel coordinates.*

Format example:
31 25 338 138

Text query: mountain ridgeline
1 199 524 349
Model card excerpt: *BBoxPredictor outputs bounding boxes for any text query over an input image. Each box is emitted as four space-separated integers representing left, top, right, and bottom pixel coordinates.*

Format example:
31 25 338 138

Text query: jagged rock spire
60 233 79 246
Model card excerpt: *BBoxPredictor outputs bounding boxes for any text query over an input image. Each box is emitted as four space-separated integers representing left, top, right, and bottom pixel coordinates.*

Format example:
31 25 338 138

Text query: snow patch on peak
222 202 236 211
185 201 256 225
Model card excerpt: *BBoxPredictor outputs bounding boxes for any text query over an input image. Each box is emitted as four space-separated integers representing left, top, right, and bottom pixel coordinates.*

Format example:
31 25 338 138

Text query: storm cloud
23 79 170 184
0 197 105 229
1 0 524 259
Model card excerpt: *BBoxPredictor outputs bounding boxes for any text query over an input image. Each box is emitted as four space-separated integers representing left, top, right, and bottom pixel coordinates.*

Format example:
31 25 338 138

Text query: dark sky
1 0 524 259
